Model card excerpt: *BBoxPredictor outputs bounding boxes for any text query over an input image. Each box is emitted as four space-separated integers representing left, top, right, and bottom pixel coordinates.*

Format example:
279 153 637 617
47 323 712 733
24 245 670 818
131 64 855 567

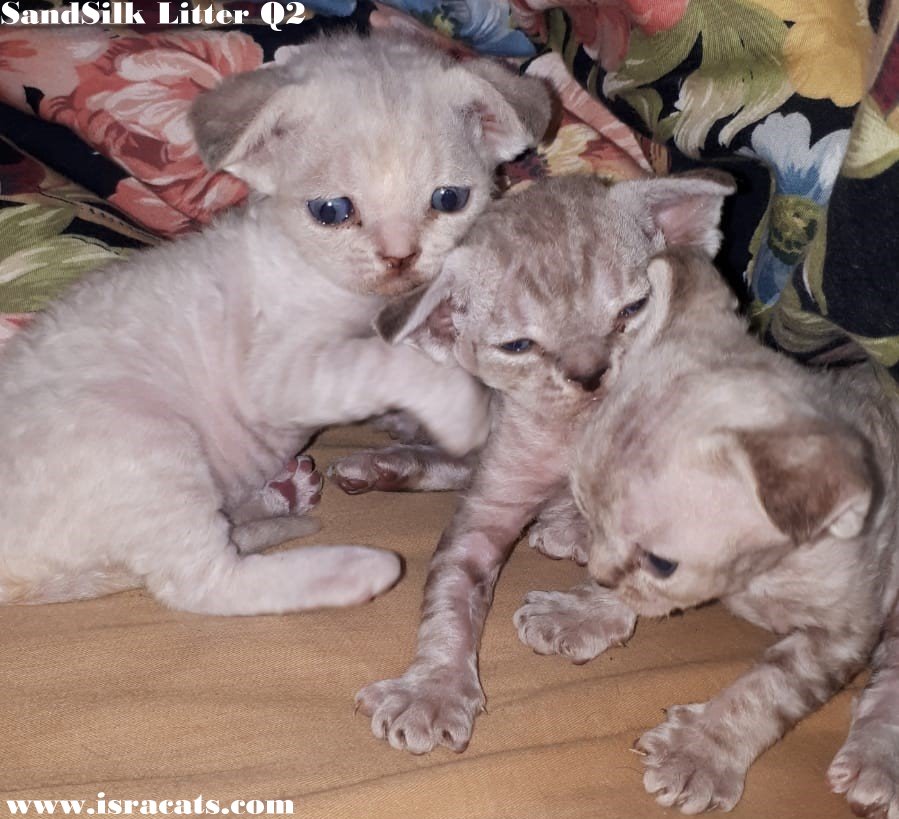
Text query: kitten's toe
829 735 899 818
356 667 484 755
637 703 746 813
528 520 589 564
514 585 636 664
262 456 323 514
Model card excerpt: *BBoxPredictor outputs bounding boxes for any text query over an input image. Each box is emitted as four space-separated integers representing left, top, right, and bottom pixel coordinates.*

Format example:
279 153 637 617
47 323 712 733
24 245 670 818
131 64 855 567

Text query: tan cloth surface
2 427 856 818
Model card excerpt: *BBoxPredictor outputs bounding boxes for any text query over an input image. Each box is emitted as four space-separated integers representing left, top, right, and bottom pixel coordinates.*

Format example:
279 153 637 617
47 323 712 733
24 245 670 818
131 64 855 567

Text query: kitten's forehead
277 32 456 95
468 176 655 320
278 36 482 169
276 65 483 204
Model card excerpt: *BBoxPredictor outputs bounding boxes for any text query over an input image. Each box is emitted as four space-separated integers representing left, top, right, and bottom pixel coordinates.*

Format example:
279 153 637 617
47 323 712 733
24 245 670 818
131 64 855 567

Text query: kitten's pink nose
380 251 419 275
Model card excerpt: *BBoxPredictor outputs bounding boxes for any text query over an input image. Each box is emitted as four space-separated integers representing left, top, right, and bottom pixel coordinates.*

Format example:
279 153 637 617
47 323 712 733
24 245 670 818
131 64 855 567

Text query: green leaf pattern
605 0 792 155
0 204 125 313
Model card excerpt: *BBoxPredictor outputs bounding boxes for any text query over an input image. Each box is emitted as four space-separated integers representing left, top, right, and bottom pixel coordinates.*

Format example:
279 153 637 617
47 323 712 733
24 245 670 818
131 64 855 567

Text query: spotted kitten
356 172 735 753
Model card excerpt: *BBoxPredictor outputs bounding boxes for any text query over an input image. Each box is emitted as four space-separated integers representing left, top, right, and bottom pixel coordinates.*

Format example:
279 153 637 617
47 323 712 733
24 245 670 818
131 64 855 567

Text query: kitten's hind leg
514 581 637 664
328 445 476 494
231 516 321 554
828 605 899 818
144 513 401 615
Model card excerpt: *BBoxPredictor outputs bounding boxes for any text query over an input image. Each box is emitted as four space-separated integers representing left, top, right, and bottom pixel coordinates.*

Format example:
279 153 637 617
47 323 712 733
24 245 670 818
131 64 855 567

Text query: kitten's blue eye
431 186 470 213
307 197 354 226
646 552 679 578
618 296 648 319
499 338 534 354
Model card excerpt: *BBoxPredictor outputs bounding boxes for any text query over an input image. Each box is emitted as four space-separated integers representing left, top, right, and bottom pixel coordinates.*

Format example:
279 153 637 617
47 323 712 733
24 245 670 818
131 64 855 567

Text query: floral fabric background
508 0 899 384
0 0 897 386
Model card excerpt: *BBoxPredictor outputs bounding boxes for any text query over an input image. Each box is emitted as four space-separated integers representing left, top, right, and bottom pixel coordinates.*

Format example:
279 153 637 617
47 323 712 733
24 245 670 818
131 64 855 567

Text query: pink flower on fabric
41 31 262 234
0 37 36 72
511 0 689 71
108 177 194 236
0 29 110 109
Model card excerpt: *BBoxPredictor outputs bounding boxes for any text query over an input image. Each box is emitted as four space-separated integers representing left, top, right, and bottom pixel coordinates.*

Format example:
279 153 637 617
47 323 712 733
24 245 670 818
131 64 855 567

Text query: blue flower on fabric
739 112 850 304
381 0 536 57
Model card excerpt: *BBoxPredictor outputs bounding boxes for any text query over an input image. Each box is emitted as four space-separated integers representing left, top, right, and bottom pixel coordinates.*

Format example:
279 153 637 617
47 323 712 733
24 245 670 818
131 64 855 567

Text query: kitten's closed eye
498 338 535 354
618 296 649 320
431 187 470 214
643 549 679 578
308 197 355 226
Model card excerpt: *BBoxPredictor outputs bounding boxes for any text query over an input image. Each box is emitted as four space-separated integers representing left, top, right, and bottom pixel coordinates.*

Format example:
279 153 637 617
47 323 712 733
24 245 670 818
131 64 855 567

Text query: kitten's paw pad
262 456 323 514
637 703 745 814
528 519 589 564
356 670 485 755
328 449 420 494
829 736 899 818
513 587 635 664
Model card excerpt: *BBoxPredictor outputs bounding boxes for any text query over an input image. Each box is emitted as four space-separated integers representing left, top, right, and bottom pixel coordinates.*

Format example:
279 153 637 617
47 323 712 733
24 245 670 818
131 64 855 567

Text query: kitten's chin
363 270 430 298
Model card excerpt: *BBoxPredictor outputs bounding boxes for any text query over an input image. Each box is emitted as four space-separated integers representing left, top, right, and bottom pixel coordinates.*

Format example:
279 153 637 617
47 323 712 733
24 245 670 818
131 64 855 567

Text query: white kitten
0 32 549 614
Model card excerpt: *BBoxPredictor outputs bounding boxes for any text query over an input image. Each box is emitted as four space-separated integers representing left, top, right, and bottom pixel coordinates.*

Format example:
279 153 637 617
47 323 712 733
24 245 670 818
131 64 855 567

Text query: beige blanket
2 427 857 818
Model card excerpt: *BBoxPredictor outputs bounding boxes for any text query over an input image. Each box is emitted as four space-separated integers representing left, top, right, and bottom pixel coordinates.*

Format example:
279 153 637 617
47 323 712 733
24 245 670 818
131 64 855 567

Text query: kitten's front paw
637 703 745 813
528 516 589 564
514 586 636 664
419 372 490 457
261 456 323 515
829 733 899 818
328 448 420 495
356 667 485 754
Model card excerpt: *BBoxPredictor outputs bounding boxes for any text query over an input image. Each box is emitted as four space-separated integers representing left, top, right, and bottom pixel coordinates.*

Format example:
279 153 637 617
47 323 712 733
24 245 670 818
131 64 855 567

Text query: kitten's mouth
369 269 427 297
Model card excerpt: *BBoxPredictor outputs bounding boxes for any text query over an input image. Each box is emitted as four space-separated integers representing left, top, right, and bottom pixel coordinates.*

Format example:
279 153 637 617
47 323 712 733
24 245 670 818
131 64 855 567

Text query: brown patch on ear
190 67 293 171
373 280 462 364
374 286 429 343
454 60 554 163
737 423 874 544
462 60 553 146
377 294 456 345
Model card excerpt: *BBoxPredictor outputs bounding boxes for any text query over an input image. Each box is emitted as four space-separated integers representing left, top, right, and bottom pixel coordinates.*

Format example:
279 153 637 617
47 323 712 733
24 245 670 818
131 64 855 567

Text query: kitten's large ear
734 423 875 544
635 253 681 351
611 171 736 256
190 67 302 193
450 60 553 164
375 254 471 363
642 249 738 349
